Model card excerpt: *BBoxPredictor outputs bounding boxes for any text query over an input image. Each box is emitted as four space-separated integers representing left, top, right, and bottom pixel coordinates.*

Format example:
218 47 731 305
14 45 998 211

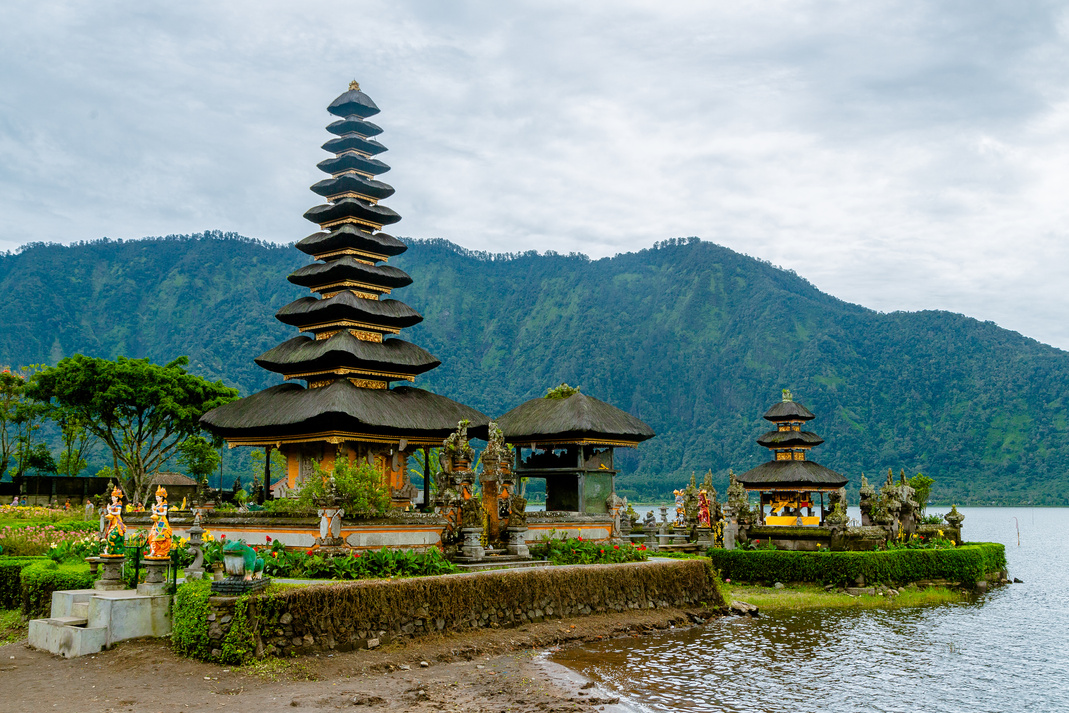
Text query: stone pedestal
723 521 739 550
138 558 169 596
645 529 659 552
95 555 126 591
460 527 485 560
505 527 530 558
695 527 714 548
657 525 670 548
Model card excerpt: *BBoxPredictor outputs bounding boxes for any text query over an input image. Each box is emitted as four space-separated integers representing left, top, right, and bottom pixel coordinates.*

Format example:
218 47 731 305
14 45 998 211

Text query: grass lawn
721 582 965 612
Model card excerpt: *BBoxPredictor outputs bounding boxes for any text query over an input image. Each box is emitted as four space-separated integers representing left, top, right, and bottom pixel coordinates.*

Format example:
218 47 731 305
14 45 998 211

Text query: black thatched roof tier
310 174 395 201
736 460 847 490
327 116 383 138
200 381 489 444
317 153 390 177
756 430 825 448
288 257 412 292
328 87 380 118
322 135 387 156
276 293 423 331
498 392 655 446
296 226 407 259
255 333 440 378
304 198 401 228
763 400 816 422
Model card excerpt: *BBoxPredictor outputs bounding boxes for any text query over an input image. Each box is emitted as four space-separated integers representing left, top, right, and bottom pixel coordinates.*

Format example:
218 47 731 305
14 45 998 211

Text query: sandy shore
0 606 716 712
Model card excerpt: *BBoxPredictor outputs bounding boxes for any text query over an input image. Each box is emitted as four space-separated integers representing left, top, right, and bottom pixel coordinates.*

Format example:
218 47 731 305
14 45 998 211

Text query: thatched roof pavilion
497 387 654 513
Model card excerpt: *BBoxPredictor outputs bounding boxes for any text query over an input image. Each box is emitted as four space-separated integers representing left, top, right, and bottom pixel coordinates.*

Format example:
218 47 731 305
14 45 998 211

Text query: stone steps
28 588 173 659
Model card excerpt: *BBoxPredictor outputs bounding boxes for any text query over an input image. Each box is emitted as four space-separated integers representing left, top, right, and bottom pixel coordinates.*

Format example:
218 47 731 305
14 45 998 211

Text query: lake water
551 507 1069 713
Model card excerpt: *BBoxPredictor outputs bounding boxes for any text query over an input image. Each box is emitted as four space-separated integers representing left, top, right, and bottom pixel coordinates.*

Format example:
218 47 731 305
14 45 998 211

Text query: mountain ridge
1 232 1065 506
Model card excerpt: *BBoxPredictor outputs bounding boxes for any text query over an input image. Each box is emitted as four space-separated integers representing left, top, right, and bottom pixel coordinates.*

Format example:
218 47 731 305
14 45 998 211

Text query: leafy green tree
299 454 390 516
27 355 239 502
53 408 96 477
177 434 222 485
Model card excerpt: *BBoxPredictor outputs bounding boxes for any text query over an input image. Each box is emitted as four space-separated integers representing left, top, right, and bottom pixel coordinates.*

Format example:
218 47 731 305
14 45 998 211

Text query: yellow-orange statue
147 485 173 559
102 486 127 555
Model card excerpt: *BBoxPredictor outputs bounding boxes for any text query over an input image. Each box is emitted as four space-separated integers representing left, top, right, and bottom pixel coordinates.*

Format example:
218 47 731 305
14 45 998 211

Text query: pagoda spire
256 81 441 390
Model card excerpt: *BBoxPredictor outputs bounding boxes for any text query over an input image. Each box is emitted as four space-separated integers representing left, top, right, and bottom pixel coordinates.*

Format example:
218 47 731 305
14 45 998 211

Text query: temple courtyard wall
197 559 722 660
132 511 614 552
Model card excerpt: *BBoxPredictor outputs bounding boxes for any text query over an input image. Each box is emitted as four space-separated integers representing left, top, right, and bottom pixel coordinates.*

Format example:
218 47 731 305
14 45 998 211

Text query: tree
53 408 96 477
177 435 222 485
27 355 239 503
0 368 26 478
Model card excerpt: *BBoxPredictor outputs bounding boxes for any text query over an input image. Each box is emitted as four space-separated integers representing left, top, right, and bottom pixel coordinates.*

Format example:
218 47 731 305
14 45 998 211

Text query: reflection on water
552 507 1069 713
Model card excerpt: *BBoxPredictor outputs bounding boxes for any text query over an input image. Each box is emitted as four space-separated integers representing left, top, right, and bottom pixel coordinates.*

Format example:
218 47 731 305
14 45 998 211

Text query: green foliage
4 235 1069 505
908 473 935 514
530 535 649 565
26 354 239 502
178 435 221 484
0 556 48 608
707 542 1006 586
19 559 96 616
220 595 256 664
171 577 213 659
297 456 390 517
0 523 90 556
258 538 457 579
544 383 580 399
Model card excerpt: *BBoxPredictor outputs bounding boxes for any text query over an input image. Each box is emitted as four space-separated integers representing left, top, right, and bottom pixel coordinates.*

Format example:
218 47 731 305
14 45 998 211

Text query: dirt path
0 607 717 712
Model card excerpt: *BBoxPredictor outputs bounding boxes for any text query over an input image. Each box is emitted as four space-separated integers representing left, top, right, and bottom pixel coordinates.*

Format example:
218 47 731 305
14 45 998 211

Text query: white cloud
1 1 1068 347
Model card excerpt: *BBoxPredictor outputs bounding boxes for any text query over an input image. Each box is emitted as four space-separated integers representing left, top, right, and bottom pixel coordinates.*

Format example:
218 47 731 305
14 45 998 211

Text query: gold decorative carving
319 216 383 232
313 247 388 263
320 289 379 300
283 366 414 382
349 378 388 389
325 191 380 205
349 79 360 91
775 451 792 461
793 451 806 461
303 318 398 334
314 280 390 295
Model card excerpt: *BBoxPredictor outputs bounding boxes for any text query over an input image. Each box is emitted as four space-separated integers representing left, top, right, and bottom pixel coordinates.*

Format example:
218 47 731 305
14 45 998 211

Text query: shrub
171 578 213 659
258 538 457 579
19 559 96 616
297 458 390 516
707 543 1006 586
530 536 649 565
0 556 49 609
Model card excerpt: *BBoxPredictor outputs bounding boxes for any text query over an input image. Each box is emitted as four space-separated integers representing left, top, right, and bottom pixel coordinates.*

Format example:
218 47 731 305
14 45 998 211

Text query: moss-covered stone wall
202 560 723 659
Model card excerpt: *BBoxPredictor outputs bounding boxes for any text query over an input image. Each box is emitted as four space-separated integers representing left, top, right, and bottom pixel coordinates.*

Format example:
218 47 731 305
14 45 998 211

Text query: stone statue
642 509 657 530
697 489 711 528
102 486 127 556
507 493 528 527
859 474 875 526
147 485 173 559
607 492 625 539
223 540 265 581
442 419 475 471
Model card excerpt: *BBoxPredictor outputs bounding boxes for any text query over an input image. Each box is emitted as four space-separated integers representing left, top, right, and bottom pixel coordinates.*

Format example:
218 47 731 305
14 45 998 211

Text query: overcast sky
2 1 1068 348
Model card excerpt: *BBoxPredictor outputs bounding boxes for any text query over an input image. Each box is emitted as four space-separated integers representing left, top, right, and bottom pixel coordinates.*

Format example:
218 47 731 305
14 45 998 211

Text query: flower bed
707 542 1006 587
530 536 649 565
0 524 94 557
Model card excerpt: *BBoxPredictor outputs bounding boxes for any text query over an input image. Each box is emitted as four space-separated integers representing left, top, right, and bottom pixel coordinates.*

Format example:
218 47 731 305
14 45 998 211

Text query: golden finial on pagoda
349 79 360 91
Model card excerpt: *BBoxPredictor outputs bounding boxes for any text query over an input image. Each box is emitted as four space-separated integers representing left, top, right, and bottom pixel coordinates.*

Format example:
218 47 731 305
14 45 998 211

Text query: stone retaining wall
204 559 722 658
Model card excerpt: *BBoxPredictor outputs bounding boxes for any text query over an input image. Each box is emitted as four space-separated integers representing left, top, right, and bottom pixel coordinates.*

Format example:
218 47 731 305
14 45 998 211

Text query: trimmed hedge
0 557 49 609
19 560 96 617
707 543 1006 586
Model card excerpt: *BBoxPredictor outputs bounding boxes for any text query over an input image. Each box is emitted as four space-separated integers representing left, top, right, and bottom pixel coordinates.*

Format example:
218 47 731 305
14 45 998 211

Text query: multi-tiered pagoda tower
736 389 847 526
202 82 488 504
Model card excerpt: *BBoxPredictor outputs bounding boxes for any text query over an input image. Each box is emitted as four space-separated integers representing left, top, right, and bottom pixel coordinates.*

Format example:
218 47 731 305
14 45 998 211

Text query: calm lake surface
551 507 1069 713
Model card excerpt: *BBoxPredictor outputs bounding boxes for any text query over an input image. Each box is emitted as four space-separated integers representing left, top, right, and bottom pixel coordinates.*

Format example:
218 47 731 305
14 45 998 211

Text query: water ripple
554 507 1069 713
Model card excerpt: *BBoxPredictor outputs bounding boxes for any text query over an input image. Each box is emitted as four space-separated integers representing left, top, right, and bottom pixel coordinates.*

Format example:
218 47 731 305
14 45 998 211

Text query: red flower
577 536 583 541
599 549 605 554
220 533 226 539
306 548 314 556
613 545 619 550
355 552 361 558
272 552 278 558
265 535 272 543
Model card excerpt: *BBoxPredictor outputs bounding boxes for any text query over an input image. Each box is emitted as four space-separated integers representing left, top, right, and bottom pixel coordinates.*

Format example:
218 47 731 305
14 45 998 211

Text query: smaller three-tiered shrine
736 389 847 526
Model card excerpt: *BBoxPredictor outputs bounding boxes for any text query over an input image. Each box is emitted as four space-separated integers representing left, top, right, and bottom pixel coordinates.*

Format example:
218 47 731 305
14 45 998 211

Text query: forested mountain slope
1 233 1065 505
